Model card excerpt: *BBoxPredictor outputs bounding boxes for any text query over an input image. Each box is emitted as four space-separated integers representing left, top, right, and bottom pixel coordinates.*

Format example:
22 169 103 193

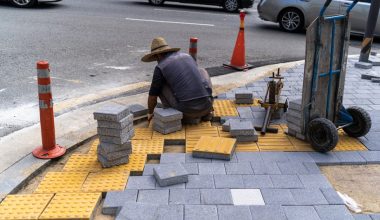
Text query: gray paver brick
286 152 315 162
98 153 129 168
261 189 296 205
97 141 132 154
153 119 182 129
353 214 372 220
185 205 218 220
97 147 131 161
126 176 156 189
94 103 130 122
98 129 135 145
303 162 322 174
102 190 138 215
270 175 304 189
97 114 134 129
97 125 133 137
218 205 252 220
358 151 380 164
137 189 169 205
260 152 290 162
154 108 183 122
153 123 182 135
308 152 341 165
334 152 367 165
225 162 253 174
370 214 380 220
235 134 258 142
314 205 354 220
235 90 253 99
290 189 328 205
230 120 256 136
242 175 273 188
160 153 186 164
143 164 159 176
117 202 158 220
198 163 226 175
250 205 287 220
156 205 183 220
298 174 332 189
182 163 199 175
169 189 201 205
186 175 215 189
185 153 212 163
214 175 244 189
251 161 282 175
211 153 238 163
236 152 262 162
200 189 233 205
153 163 189 187
277 162 310 175
155 182 185 190
283 206 321 220
320 188 345 205
129 104 148 117
235 98 254 105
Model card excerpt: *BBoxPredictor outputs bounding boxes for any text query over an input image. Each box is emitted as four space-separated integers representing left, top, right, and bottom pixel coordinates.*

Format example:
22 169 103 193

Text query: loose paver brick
99 130 134 145
117 202 159 220
200 189 233 205
129 104 148 117
156 204 184 220
242 175 273 188
97 125 133 137
102 189 138 215
230 120 256 136
320 188 345 205
214 175 244 189
186 175 215 189
290 188 328 205
250 205 287 220
97 114 134 130
39 192 101 220
93 103 130 122
225 162 254 175
218 205 252 220
270 175 304 189
34 172 88 193
298 174 333 189
153 123 182 135
193 136 237 160
314 205 354 220
154 108 183 122
97 153 129 168
97 141 132 155
0 194 54 220
126 176 156 189
153 163 189 187
169 189 201 205
283 206 321 220
137 189 169 205
230 189 265 205
261 189 296 205
82 171 129 193
185 205 218 220
198 163 226 175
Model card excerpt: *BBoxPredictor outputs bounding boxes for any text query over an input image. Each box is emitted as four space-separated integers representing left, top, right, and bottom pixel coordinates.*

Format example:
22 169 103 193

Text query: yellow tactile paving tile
217 126 232 138
186 138 200 153
82 171 129 193
131 139 164 155
39 193 101 220
185 121 212 130
0 194 54 220
213 100 239 117
234 98 262 107
106 154 147 172
236 142 260 152
63 154 102 172
258 137 293 146
193 136 237 155
87 139 99 155
132 127 153 140
334 134 367 151
186 127 219 139
34 172 89 194
152 128 186 140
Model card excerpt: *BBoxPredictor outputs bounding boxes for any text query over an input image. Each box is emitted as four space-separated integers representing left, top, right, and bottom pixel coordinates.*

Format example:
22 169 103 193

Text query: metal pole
359 0 380 62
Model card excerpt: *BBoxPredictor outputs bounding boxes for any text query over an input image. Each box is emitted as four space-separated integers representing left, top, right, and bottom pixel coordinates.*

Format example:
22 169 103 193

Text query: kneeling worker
142 37 213 122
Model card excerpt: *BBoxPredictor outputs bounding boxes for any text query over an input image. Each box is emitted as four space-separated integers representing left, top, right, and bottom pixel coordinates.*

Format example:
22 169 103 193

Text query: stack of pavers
286 99 305 140
152 108 183 134
94 103 134 168
235 89 253 104
229 119 258 142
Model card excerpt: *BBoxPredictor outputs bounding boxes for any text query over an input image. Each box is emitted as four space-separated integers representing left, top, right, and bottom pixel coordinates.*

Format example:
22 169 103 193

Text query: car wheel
10 0 37 7
149 0 164 6
279 8 304 32
223 0 239 12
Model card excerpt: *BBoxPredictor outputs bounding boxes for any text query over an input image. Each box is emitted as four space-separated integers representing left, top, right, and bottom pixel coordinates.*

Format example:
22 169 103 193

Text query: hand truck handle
320 0 333 17
346 0 359 14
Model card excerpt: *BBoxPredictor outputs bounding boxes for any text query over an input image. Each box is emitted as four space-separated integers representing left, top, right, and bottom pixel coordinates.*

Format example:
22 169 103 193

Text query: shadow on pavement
0 1 65 9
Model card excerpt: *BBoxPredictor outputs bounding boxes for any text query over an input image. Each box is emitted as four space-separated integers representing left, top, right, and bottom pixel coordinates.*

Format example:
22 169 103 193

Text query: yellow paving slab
82 171 129 193
186 138 200 153
334 134 367 151
131 139 164 155
34 172 89 194
213 100 238 117
185 121 212 130
105 154 147 172
132 127 153 140
258 137 293 146
236 142 260 152
258 144 297 151
87 139 99 155
217 126 231 138
63 154 102 172
186 127 219 139
0 194 54 220
193 136 237 156
39 193 101 220
152 128 186 140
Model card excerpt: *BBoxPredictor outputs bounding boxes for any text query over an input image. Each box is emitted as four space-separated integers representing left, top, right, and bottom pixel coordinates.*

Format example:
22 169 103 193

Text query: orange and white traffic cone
224 10 253 71
189 37 198 62
32 61 66 159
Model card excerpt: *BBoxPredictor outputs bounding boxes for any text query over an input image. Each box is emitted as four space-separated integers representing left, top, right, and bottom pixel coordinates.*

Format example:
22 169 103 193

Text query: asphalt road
0 0 378 136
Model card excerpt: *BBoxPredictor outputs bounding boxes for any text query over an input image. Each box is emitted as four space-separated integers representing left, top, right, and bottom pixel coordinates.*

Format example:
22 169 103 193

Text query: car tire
279 8 304 33
10 0 37 7
149 0 164 6
223 0 239 12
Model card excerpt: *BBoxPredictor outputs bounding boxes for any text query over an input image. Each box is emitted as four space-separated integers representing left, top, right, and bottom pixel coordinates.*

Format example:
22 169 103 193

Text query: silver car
257 0 380 35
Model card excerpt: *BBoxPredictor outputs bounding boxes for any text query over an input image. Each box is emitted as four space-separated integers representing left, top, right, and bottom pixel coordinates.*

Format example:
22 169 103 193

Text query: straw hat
141 37 180 62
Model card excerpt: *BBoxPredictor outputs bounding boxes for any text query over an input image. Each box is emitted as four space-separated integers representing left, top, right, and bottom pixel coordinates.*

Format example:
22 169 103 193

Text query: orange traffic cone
224 10 253 71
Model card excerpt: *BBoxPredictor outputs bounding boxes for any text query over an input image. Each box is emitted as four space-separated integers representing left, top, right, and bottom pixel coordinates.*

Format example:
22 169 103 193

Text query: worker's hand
147 113 154 121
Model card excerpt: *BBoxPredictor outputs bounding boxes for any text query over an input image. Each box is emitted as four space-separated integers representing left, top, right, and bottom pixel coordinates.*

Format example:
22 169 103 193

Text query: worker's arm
147 67 164 121
147 95 158 121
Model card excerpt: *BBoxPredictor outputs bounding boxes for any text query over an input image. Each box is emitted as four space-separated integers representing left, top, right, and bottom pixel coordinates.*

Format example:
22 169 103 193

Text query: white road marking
125 17 215 27
104 66 132 70
154 8 234 16
0 88 6 93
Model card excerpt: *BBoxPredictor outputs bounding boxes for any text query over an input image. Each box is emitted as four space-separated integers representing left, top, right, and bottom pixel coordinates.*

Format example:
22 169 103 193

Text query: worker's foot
201 112 213 122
